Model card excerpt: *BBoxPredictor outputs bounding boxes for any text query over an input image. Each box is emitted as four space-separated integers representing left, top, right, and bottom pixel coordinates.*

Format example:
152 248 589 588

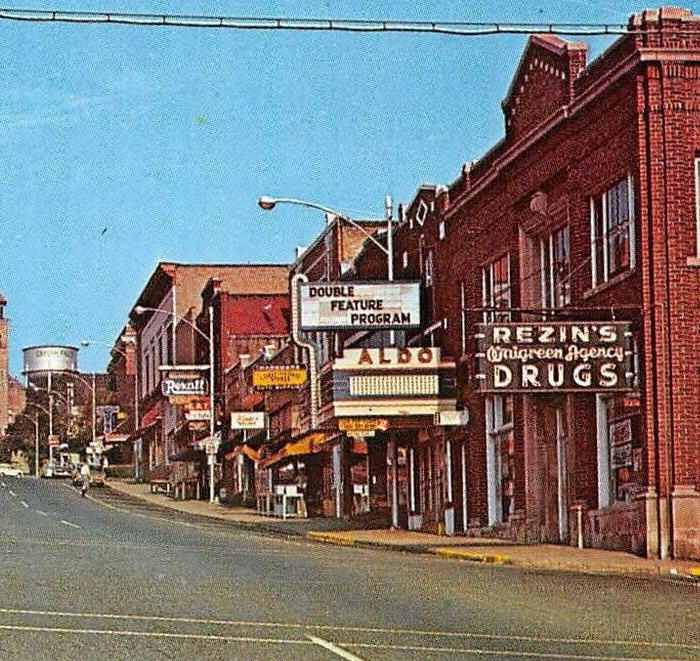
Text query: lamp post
26 402 50 474
258 194 396 523
134 304 217 502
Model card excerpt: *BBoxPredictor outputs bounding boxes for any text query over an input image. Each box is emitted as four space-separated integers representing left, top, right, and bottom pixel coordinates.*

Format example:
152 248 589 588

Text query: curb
306 532 356 546
101 483 700 581
434 547 513 565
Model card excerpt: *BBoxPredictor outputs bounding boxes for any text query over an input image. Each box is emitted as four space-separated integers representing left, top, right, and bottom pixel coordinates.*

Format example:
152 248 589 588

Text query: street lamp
134 304 217 503
257 195 394 281
259 194 398 525
26 402 50 472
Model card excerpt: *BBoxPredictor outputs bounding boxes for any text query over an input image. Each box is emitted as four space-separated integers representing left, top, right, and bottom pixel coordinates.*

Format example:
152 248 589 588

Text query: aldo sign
476 322 634 392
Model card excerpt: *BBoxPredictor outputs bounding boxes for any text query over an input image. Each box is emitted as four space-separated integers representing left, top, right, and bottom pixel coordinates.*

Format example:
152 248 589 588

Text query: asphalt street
0 476 698 661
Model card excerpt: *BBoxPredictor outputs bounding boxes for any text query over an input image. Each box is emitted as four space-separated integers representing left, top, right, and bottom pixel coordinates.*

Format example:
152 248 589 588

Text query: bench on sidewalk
147 465 173 495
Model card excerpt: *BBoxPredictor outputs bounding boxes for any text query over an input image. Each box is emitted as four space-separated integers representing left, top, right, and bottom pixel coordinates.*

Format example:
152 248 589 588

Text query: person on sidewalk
80 461 91 497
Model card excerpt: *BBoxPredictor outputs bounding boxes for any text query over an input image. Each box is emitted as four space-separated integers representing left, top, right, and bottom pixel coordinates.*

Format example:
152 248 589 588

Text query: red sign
48 435 60 447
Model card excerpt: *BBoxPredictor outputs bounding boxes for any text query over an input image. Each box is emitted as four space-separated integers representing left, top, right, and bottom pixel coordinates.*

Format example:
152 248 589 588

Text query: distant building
127 262 289 486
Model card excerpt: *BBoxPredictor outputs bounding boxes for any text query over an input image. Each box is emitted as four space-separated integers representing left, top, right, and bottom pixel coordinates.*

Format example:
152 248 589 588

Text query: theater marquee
299 281 420 330
475 322 634 393
332 347 457 417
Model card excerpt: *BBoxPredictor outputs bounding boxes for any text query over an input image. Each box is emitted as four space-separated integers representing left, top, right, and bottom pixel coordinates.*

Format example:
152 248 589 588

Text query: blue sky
1 0 648 374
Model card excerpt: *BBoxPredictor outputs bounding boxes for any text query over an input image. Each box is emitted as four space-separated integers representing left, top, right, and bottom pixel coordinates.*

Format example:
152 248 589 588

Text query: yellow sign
338 418 389 433
252 367 308 389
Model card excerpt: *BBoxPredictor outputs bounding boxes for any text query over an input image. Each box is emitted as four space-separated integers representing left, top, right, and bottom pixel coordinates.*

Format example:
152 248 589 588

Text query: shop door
536 403 560 542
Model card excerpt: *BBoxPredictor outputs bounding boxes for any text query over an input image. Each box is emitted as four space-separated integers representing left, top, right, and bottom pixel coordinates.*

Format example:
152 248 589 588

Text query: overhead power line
0 7 681 36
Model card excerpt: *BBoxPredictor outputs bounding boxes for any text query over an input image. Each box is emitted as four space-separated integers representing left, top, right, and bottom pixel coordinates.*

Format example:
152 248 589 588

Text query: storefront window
596 395 643 507
486 395 515 525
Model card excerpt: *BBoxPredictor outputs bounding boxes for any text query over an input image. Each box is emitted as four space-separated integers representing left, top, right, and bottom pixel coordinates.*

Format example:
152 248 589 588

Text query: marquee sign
475 322 634 393
252 365 308 390
299 281 420 330
332 347 456 417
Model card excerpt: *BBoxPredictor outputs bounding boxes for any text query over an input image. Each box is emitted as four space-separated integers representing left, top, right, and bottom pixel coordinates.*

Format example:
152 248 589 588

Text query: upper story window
482 253 511 322
590 175 635 287
541 225 571 308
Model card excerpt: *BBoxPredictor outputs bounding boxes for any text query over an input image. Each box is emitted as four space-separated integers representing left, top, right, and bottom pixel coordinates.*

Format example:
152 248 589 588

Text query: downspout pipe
290 273 319 429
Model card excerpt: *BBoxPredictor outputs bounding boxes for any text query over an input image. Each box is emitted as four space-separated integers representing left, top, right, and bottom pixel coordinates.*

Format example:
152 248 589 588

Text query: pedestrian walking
80 461 90 497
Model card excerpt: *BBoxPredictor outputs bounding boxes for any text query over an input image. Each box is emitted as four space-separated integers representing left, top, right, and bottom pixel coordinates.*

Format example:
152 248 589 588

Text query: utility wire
0 7 688 36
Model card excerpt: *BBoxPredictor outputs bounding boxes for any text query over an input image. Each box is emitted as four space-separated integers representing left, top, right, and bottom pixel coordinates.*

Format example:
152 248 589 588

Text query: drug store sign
476 322 634 392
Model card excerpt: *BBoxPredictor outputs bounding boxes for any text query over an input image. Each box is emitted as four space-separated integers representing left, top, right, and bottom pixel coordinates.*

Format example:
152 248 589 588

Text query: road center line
60 520 81 529
20 501 29 508
0 625 685 661
308 635 366 661
0 624 311 646
8 489 16 497
0 607 695 651
35 511 49 517
344 641 686 661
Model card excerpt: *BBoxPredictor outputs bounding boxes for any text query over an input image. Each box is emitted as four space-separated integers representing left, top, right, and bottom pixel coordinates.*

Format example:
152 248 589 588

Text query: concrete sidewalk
105 479 700 581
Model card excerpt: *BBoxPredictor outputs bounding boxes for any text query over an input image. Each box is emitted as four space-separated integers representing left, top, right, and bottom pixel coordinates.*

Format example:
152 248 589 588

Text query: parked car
52 463 73 479
0 463 23 477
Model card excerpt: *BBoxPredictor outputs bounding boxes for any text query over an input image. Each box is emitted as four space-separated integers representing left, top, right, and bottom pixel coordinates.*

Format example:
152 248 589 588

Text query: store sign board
185 409 211 421
338 418 389 433
475 322 634 393
204 439 220 455
300 281 420 330
230 411 267 429
252 365 308 390
161 370 208 400
436 410 470 426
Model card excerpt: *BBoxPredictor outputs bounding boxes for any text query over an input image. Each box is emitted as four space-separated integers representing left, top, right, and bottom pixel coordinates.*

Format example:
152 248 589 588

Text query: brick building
126 262 288 492
260 7 699 558
419 7 700 559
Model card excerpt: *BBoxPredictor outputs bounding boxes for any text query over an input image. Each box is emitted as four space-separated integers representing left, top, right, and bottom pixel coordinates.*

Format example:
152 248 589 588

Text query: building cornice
446 46 700 222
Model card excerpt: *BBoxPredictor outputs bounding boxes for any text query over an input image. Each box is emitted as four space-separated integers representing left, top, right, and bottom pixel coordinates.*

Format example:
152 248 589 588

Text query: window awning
224 444 260 462
259 432 328 469
127 418 161 442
